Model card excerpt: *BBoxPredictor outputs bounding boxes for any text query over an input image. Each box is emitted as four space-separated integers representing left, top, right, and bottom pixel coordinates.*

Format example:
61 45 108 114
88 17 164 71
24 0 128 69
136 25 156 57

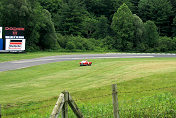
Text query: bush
101 36 114 50
57 34 105 51
66 41 76 50
157 36 176 52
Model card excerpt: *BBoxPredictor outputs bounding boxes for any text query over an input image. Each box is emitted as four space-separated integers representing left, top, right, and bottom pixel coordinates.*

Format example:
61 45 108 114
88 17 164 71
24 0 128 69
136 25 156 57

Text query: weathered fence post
50 93 65 118
0 104 1 118
68 95 84 118
112 84 120 118
62 91 69 118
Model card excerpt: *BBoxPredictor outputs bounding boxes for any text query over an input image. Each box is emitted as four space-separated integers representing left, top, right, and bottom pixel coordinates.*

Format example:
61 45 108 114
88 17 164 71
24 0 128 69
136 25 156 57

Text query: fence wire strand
73 85 176 102
118 85 176 94
74 93 112 102
2 85 175 109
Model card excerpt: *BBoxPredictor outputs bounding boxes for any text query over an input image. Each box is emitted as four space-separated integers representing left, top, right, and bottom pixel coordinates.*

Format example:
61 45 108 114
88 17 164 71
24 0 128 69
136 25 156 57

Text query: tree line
0 0 176 52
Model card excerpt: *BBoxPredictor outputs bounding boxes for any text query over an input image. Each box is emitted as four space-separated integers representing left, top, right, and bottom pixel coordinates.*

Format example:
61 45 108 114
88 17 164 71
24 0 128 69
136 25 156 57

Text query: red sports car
80 60 92 66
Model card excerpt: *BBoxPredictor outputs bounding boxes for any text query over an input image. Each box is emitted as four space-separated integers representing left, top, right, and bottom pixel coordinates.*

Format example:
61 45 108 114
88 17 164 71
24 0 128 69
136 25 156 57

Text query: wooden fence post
112 84 120 118
62 91 69 118
0 104 1 118
68 95 84 118
50 93 65 118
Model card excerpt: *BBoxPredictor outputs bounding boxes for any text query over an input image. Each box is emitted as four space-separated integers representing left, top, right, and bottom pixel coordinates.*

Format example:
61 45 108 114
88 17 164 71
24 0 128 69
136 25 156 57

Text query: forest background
0 0 176 52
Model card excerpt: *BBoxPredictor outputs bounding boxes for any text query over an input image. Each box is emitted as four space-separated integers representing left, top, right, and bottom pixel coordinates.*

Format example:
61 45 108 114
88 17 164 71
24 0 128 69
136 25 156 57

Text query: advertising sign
5 39 26 50
5 27 25 51
5 27 25 39
0 27 2 39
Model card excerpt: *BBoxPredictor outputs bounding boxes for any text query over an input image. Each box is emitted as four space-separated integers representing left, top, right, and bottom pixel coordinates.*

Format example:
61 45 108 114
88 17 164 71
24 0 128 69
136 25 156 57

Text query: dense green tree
94 16 109 39
1 0 59 51
82 14 98 38
144 20 159 49
55 0 87 36
111 3 135 51
114 0 134 13
170 0 176 13
39 9 59 49
138 0 173 36
133 14 146 51
37 0 61 14
84 0 114 18
129 0 140 13
172 16 176 37
84 0 133 21
0 2 2 25
1 0 176 52
97 0 117 18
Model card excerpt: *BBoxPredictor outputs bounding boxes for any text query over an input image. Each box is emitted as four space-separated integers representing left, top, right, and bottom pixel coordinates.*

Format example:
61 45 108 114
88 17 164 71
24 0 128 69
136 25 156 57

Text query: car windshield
81 61 87 63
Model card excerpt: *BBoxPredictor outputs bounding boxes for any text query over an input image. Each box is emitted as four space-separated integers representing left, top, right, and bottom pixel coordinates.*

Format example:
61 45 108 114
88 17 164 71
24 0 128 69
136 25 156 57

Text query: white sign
0 27 2 39
5 36 24 39
5 39 26 51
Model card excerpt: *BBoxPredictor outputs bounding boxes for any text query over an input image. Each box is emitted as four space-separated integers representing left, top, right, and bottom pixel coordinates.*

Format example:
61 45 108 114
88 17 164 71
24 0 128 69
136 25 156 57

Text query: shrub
57 34 105 51
157 36 176 52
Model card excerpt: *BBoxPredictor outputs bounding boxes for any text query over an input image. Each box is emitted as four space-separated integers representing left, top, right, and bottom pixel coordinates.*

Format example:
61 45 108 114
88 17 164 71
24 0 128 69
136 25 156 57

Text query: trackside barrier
50 84 120 118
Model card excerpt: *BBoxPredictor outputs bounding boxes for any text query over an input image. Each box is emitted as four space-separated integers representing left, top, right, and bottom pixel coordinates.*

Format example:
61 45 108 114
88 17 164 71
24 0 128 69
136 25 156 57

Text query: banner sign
0 27 2 39
5 39 26 50
5 27 25 39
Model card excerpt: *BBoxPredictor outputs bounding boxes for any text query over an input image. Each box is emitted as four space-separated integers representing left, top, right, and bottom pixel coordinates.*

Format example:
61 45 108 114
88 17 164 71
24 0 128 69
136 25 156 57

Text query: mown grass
0 58 176 117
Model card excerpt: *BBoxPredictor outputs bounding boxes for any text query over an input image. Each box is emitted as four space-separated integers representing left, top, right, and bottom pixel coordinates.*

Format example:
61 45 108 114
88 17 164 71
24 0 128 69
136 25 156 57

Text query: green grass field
0 57 176 117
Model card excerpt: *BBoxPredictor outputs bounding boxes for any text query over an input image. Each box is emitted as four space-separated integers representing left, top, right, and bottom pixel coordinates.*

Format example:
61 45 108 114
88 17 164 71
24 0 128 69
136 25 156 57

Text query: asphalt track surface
0 53 176 72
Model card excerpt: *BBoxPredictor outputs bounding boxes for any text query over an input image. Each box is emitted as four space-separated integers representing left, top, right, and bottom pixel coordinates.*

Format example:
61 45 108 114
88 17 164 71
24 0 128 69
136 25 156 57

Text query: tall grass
2 93 176 118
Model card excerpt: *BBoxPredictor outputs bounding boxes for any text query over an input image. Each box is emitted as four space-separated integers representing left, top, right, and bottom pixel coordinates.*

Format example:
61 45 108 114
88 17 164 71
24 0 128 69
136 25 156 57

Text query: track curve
0 53 176 72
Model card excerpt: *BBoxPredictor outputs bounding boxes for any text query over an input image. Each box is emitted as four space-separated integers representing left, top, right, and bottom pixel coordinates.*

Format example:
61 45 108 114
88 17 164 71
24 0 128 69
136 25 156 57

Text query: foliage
114 0 134 13
57 34 104 51
101 36 115 50
138 0 173 36
144 20 159 50
54 0 87 36
0 0 59 51
157 36 176 52
0 0 176 52
111 3 135 51
129 0 140 13
170 0 176 13
93 16 109 39
37 0 61 15
38 9 59 50
172 16 176 37
82 14 98 38
133 14 146 51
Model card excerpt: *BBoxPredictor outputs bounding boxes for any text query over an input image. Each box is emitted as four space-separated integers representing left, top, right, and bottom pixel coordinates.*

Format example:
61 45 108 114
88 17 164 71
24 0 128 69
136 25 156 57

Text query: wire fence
1 85 176 117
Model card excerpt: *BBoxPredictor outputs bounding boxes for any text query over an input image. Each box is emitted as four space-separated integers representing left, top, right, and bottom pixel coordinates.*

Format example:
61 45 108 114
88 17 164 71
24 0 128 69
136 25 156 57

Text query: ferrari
80 60 92 66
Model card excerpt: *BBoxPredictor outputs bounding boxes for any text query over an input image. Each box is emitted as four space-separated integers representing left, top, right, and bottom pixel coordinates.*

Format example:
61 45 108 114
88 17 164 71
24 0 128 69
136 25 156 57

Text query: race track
0 53 176 72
